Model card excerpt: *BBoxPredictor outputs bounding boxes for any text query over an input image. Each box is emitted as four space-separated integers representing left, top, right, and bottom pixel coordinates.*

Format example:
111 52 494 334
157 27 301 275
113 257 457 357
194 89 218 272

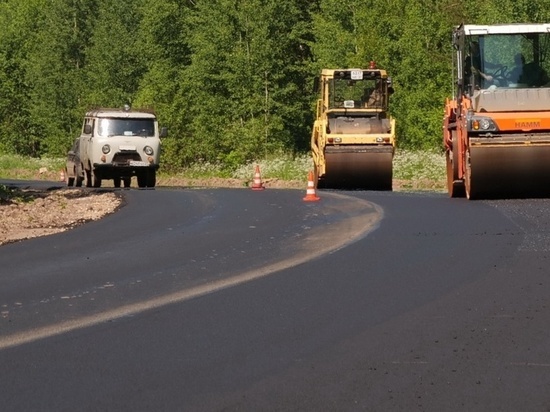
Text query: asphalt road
1 185 550 411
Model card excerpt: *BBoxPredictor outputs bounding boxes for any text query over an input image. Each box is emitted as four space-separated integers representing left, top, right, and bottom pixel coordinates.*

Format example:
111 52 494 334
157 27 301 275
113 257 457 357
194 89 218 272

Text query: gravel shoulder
0 188 121 246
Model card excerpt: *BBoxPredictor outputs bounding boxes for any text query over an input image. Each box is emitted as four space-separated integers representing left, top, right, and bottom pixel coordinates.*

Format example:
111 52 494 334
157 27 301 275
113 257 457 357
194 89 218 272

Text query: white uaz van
78 106 167 188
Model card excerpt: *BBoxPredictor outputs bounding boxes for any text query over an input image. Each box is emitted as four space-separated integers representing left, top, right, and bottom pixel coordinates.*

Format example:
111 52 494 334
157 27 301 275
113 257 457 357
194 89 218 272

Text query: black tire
146 170 156 188
75 165 84 187
65 167 74 186
446 134 466 198
113 177 121 188
465 149 475 200
123 177 131 188
137 172 147 188
85 169 92 188
92 171 101 188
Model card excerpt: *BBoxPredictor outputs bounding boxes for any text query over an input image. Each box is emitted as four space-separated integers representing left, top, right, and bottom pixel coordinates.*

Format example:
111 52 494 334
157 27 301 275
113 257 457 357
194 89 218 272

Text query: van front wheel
137 171 147 188
85 169 92 187
92 171 101 188
146 170 156 188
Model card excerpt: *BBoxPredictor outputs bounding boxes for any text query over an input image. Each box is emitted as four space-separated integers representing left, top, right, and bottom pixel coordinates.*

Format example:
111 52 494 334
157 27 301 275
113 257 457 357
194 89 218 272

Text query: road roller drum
322 146 393 189
466 142 550 199
311 66 396 191
443 23 550 199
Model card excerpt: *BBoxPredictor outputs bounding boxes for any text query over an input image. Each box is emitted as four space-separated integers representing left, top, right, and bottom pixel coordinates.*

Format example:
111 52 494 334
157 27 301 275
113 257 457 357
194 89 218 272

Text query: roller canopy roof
460 23 550 35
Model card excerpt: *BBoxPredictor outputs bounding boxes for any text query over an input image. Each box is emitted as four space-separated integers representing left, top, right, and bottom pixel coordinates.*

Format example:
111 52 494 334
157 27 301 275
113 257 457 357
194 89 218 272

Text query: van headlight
144 146 154 156
102 144 111 154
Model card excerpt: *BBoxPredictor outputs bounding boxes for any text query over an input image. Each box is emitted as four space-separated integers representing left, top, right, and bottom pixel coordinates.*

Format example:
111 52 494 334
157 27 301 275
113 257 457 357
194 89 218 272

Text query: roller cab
444 23 550 199
311 66 396 189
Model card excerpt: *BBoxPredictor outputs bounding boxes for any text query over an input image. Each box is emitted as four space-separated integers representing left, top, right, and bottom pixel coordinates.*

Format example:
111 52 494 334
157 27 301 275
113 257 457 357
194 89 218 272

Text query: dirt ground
0 173 444 247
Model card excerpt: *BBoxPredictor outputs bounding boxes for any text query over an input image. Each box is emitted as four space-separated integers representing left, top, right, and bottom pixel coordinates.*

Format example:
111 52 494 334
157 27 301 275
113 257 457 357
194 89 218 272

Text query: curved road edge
0 190 383 350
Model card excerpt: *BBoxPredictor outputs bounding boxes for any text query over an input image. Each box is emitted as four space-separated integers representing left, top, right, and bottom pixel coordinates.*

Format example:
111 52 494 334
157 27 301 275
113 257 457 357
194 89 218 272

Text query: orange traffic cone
60 169 66 182
303 171 320 202
251 165 265 191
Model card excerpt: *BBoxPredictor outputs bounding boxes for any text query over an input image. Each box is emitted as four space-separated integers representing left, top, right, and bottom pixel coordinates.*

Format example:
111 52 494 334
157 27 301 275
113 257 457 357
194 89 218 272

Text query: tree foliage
2 0 550 164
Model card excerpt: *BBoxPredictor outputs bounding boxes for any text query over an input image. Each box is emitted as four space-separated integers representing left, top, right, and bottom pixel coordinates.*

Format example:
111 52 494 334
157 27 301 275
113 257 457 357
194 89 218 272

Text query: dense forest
1 0 549 171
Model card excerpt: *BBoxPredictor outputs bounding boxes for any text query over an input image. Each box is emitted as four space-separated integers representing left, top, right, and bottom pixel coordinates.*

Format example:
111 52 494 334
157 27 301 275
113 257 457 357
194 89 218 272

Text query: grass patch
0 154 64 180
232 154 312 181
160 153 313 181
173 150 446 186
393 150 445 181
1 149 446 190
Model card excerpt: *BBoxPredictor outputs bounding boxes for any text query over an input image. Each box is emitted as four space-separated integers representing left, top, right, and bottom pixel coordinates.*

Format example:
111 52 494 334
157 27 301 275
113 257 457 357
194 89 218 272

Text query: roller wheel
464 149 475 200
446 134 465 198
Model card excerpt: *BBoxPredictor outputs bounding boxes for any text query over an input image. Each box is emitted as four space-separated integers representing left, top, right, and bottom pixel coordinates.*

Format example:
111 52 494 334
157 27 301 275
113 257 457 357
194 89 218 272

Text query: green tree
82 0 146 108
134 0 193 117
390 0 455 149
2 0 540 162
24 0 98 156
312 0 456 149
0 0 98 156
175 0 315 169
311 0 362 68
0 0 42 155
132 0 194 170
464 0 550 23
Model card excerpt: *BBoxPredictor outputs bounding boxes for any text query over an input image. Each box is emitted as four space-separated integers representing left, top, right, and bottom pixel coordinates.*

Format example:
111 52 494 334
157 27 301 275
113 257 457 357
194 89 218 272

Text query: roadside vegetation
1 0 547 173
0 150 446 192
3 1 532 196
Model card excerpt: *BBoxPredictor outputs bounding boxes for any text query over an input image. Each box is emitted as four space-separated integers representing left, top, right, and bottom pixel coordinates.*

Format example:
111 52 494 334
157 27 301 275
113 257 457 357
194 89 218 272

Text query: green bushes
2 0 550 169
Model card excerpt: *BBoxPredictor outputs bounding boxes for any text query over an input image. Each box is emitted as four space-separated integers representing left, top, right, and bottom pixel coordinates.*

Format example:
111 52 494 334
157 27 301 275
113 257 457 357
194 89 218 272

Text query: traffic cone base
251 165 265 190
303 171 320 201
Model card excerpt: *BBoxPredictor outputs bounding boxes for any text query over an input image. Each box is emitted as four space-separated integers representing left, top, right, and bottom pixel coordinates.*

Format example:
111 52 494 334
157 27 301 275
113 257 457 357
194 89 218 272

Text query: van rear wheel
75 165 84 187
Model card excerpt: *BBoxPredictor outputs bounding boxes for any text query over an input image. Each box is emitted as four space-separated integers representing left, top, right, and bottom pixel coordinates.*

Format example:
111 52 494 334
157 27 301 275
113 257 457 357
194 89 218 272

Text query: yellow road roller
311 65 396 190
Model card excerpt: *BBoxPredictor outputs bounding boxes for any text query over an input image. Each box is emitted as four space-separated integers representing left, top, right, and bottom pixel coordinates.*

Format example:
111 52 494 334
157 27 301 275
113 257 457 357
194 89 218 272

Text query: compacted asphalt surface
1 183 550 411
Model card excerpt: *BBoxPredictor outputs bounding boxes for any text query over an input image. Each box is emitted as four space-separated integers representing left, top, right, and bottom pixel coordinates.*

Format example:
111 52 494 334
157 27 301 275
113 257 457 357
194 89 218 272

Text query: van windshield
98 118 155 137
